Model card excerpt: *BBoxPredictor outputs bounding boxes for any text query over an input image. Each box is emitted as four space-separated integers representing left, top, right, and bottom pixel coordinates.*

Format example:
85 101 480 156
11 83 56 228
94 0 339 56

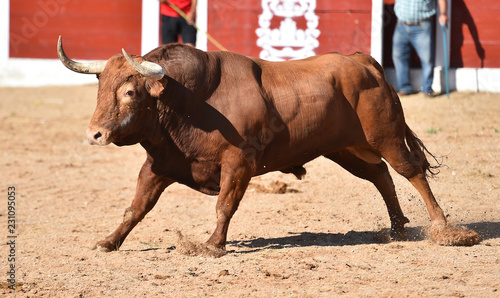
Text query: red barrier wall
450 0 499 68
10 0 142 60
207 1 372 58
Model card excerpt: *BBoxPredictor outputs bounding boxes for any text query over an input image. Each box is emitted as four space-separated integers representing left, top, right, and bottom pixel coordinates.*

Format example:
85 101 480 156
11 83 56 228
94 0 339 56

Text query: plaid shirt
394 0 437 23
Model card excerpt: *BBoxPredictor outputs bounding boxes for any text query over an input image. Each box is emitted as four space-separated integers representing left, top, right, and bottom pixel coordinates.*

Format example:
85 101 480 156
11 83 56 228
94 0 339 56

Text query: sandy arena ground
0 85 499 297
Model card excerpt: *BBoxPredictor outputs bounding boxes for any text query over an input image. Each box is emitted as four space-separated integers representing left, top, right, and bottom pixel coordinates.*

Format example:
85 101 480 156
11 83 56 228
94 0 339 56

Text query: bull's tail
405 124 442 177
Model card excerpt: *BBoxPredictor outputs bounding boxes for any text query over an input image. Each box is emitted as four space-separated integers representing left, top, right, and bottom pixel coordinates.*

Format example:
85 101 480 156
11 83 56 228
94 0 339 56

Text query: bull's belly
255 142 337 176
254 122 368 176
252 88 368 174
186 160 222 194
156 137 365 195
153 158 222 195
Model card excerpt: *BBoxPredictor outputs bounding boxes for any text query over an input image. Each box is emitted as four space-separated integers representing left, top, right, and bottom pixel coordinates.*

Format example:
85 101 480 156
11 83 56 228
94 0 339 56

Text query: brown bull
57 36 479 252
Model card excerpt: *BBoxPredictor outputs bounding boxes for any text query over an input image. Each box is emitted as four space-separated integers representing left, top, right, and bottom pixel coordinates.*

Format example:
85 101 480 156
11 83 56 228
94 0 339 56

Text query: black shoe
424 92 435 98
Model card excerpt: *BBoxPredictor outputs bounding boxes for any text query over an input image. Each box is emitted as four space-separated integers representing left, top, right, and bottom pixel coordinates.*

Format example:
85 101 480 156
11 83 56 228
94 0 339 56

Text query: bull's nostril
86 128 108 146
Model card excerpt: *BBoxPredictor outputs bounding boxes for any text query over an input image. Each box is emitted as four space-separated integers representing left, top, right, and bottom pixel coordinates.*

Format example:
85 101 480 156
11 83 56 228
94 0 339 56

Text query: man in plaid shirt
392 0 448 97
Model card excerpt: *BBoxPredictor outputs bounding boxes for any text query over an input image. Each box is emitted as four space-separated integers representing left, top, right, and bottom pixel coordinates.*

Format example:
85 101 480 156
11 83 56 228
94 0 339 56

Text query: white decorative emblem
256 0 320 61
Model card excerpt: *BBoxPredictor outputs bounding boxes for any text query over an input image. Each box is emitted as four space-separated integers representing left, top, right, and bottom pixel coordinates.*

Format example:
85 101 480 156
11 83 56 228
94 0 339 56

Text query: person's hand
186 11 196 25
439 13 448 26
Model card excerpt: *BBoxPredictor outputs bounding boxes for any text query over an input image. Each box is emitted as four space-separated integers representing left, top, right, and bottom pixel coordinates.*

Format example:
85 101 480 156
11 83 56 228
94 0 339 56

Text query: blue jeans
392 19 435 94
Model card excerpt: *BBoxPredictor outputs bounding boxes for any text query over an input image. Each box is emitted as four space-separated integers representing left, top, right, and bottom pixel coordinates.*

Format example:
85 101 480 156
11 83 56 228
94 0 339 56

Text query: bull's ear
145 78 167 98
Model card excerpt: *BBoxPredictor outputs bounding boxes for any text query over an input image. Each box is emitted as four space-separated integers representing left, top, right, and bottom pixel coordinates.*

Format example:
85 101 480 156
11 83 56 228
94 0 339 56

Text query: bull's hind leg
378 141 481 245
95 158 173 252
325 151 409 239
380 146 448 230
380 147 483 245
367 125 479 245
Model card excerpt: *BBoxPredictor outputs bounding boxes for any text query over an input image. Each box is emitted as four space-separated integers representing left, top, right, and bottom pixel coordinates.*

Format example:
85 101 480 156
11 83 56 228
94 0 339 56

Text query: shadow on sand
116 222 498 254
228 221 499 253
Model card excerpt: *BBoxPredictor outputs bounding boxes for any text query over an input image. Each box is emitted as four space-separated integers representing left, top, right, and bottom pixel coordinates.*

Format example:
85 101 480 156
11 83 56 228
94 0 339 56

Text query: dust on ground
1 86 499 297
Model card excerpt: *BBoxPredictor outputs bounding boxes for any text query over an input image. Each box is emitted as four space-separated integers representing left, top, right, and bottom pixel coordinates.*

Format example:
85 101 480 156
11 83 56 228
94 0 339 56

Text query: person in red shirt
160 0 197 47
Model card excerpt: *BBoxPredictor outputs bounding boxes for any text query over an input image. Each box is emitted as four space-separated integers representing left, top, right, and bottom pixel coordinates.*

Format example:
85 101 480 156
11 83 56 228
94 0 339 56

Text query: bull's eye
125 90 134 97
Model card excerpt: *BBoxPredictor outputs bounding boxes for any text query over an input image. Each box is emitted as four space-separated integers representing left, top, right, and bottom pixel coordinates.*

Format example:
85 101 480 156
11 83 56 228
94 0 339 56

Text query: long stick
165 1 228 51
441 24 450 99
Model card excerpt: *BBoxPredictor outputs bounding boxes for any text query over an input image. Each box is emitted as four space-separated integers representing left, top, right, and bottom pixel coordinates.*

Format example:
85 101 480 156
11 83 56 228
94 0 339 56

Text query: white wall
0 0 9 61
0 58 98 87
370 0 383 65
195 0 208 51
141 0 160 56
384 67 500 93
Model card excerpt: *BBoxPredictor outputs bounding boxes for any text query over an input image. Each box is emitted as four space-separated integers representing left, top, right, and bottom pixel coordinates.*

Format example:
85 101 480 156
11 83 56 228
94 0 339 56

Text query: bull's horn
57 36 107 74
122 49 165 80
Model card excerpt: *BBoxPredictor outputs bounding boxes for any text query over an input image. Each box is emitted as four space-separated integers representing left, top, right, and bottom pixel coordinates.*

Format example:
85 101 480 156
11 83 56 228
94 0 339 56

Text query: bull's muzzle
86 127 111 146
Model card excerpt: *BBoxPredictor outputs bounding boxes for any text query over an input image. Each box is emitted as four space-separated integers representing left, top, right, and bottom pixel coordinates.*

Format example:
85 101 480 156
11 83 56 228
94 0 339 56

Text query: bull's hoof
203 244 227 258
176 242 226 258
93 240 118 252
390 228 408 241
390 216 410 241
175 231 226 257
430 224 481 246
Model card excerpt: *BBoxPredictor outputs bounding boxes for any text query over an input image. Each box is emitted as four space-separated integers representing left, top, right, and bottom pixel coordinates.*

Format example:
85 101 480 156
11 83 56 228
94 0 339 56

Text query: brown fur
68 43 479 253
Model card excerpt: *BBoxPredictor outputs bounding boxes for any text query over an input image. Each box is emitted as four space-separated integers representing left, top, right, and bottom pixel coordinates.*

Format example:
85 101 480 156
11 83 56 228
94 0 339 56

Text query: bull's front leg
206 155 252 250
95 158 173 252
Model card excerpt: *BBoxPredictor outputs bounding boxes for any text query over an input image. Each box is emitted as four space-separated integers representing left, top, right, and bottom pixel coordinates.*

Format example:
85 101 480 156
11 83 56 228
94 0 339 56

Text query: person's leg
179 18 197 47
411 19 435 94
392 21 413 94
161 15 180 45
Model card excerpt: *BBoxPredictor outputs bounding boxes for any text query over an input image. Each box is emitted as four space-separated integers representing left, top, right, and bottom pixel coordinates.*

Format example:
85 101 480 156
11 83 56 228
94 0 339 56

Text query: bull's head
57 36 166 146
